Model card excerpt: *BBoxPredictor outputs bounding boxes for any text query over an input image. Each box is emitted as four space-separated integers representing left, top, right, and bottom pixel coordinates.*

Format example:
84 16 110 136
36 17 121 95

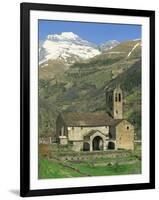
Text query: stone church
56 86 134 151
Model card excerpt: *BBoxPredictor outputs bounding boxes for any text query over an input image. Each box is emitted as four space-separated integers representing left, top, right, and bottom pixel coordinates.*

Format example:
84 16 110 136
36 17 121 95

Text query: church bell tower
106 85 123 119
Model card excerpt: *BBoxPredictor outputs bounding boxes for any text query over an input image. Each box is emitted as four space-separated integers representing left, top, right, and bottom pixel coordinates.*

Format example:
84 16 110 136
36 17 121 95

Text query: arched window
108 141 115 150
83 142 90 151
118 93 121 102
115 93 118 102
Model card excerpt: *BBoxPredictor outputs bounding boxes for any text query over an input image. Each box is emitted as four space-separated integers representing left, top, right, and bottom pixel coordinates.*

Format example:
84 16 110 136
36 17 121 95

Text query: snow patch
105 51 124 54
127 43 140 57
39 32 101 65
100 40 120 51
133 38 141 41
47 32 79 41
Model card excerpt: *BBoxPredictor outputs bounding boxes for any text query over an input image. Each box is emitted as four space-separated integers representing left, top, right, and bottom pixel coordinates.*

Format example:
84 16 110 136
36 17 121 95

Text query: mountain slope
39 32 100 65
39 39 141 139
99 40 120 52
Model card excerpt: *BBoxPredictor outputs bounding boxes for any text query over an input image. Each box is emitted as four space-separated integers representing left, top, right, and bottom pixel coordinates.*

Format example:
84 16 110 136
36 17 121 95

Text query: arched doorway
92 136 103 151
83 142 90 151
108 141 115 150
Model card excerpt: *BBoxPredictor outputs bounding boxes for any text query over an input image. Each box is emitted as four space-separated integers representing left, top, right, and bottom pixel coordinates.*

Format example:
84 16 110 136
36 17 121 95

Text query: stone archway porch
83 130 107 151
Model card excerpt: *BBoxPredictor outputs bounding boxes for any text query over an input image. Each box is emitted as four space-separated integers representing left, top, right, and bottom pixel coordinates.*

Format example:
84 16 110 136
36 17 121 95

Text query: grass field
69 161 141 176
39 157 81 178
39 157 141 179
38 143 141 179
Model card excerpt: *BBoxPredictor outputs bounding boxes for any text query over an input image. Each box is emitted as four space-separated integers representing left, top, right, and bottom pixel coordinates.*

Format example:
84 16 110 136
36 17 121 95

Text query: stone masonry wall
67 126 109 141
116 120 134 150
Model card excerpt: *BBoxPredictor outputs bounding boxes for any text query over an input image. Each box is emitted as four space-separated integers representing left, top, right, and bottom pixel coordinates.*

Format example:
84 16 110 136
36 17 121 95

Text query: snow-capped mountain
39 32 101 65
99 40 120 52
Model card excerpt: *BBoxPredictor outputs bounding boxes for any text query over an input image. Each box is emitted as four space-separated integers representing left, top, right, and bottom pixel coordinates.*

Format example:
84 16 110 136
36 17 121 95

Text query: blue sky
39 20 141 45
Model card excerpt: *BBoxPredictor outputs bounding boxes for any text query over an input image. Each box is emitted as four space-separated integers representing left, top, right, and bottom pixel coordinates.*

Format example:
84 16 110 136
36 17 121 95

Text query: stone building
56 86 134 151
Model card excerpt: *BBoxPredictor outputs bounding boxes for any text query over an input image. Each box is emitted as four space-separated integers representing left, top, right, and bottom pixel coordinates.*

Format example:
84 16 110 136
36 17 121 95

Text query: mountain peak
47 32 79 41
100 40 120 51
40 32 100 65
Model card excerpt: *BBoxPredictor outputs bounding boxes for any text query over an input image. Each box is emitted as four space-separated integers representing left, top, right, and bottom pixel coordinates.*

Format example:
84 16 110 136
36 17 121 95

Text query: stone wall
116 120 134 150
56 150 131 161
39 137 52 144
67 126 109 141
59 136 68 145
71 141 83 151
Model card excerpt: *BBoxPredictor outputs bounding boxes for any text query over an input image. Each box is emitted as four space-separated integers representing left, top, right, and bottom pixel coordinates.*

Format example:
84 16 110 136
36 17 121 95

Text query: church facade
56 86 134 151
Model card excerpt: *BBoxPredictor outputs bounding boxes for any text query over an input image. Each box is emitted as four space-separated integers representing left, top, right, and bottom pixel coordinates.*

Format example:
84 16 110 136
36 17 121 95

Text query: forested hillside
39 39 141 139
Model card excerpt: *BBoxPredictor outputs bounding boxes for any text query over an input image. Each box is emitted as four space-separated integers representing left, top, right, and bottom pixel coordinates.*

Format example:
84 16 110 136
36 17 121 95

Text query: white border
30 10 150 190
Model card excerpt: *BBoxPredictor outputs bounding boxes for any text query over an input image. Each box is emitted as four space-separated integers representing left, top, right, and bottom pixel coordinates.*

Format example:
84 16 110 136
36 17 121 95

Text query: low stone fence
39 137 52 144
54 150 132 161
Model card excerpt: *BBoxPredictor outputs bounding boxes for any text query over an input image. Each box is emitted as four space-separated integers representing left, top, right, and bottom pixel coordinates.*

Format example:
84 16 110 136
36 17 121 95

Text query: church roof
84 130 106 139
60 112 114 127
111 119 123 126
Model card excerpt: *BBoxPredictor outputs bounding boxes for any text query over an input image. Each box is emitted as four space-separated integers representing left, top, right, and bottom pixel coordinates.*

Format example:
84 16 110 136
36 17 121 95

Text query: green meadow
38 144 141 179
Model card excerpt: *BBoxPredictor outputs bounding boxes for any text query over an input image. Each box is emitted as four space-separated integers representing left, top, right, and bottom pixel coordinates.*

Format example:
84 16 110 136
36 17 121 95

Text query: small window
115 93 118 102
127 126 129 130
72 127 74 130
116 110 118 114
81 127 83 130
119 93 121 102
